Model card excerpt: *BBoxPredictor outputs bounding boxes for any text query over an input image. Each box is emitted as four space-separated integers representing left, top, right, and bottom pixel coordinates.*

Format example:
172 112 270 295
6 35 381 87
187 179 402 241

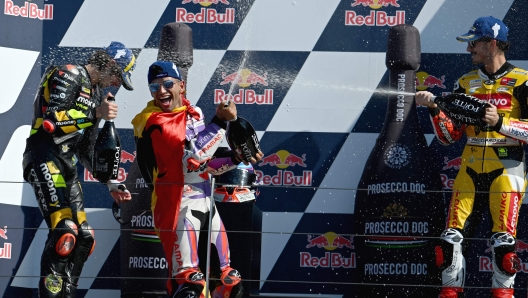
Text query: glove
107 180 132 204
433 93 489 125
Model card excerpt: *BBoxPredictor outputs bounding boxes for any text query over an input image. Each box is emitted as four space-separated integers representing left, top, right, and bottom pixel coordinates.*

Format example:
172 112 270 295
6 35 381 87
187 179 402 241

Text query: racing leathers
429 62 528 298
22 64 104 298
131 98 242 298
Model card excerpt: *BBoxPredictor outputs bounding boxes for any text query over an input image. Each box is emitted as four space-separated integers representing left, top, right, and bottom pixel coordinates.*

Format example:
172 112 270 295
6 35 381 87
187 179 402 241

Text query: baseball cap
104 41 136 90
147 61 183 83
456 16 508 42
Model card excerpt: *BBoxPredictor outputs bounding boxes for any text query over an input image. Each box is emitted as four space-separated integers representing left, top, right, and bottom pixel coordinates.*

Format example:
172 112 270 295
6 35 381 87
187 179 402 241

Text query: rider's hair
87 50 112 71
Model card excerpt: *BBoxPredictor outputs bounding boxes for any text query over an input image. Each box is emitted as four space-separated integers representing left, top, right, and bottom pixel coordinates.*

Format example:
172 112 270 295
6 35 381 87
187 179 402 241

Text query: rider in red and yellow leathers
417 16 528 298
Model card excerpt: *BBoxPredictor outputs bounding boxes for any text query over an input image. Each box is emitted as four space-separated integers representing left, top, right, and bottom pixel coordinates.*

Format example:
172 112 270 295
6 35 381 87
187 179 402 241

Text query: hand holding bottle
107 180 132 204
482 103 500 126
95 93 119 120
216 100 237 121
415 91 437 108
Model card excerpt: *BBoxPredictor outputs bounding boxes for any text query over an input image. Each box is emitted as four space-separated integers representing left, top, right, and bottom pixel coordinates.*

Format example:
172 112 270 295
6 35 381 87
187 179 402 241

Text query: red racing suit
429 62 528 295
22 64 103 297
131 98 239 294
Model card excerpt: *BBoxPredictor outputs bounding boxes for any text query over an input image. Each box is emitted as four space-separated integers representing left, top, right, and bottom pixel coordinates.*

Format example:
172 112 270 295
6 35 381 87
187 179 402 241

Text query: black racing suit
22 64 104 298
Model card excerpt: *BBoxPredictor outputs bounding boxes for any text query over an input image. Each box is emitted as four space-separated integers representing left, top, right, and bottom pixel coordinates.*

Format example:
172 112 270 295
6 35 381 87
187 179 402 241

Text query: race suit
22 64 103 298
131 98 241 297
430 62 528 297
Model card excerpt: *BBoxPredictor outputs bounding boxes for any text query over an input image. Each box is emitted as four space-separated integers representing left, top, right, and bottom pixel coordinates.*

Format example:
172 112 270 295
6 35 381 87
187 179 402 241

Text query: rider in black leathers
22 41 135 298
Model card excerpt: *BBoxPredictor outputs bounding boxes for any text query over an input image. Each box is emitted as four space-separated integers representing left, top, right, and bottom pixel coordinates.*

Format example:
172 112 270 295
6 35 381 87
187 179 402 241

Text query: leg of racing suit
207 199 242 298
170 197 206 298
436 228 465 298
63 182 95 298
25 151 94 298
39 218 78 298
170 194 242 298
486 151 525 298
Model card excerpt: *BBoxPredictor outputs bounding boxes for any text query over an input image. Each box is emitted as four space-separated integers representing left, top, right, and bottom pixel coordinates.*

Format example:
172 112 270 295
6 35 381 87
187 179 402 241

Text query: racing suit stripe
50 209 73 230
183 218 199 268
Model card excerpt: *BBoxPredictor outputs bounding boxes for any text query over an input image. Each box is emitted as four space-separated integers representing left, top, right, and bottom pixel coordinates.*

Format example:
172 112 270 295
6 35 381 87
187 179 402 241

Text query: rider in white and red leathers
132 61 243 298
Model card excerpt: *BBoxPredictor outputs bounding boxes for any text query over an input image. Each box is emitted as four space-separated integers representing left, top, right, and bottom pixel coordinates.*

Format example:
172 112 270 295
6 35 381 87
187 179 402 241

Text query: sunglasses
148 80 179 93
468 37 492 48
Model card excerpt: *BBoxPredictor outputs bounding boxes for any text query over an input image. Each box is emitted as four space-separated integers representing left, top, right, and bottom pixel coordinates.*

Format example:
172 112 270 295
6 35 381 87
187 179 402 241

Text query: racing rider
416 16 528 298
131 61 263 298
22 41 135 298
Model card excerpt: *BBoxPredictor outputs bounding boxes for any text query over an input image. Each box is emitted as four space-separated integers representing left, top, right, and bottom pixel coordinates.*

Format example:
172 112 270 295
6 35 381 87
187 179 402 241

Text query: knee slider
436 228 464 269
220 267 241 287
77 222 95 256
490 232 520 275
53 219 78 257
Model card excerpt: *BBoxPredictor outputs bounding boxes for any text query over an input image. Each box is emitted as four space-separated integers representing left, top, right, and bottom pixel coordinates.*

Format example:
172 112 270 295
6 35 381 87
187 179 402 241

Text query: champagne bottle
93 97 122 182
226 116 261 163
353 24 444 297
432 93 489 125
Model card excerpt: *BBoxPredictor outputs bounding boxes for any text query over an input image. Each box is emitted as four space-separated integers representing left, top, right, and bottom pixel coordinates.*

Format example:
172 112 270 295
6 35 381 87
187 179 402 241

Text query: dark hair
476 37 510 52
87 50 112 71
496 40 510 52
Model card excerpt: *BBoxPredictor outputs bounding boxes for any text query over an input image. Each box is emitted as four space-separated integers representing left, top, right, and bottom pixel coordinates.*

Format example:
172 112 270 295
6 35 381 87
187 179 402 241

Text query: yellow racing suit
430 62 528 297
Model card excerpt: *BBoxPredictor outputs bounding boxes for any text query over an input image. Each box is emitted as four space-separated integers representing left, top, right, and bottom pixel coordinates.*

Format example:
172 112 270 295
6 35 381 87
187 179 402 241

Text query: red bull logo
121 150 136 163
259 150 307 168
346 0 403 26
256 150 311 186
442 156 461 171
440 174 455 190
0 242 11 259
215 69 273 105
182 0 229 6
176 7 234 24
351 0 400 8
306 235 329 248
306 232 354 251
415 71 447 91
214 89 273 105
4 0 53 20
301 232 355 268
0 226 7 240
220 69 268 87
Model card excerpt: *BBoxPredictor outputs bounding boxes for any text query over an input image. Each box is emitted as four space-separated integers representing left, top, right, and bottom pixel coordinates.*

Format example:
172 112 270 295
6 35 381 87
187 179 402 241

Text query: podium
211 201 262 297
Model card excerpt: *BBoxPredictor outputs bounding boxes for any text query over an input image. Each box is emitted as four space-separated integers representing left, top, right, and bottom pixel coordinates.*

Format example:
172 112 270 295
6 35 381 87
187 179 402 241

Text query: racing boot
436 229 465 298
171 269 206 298
211 266 243 298
490 232 519 298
